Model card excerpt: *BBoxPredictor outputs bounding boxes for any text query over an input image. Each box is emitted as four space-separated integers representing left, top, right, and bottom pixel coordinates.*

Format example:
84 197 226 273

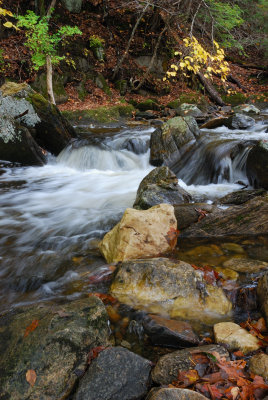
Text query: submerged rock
214 322 261 354
150 116 199 168
74 346 151 400
99 204 177 263
223 257 268 273
246 140 268 190
110 258 232 321
143 314 199 347
0 297 111 400
146 388 208 400
0 82 76 164
152 344 229 385
133 166 192 210
181 196 268 239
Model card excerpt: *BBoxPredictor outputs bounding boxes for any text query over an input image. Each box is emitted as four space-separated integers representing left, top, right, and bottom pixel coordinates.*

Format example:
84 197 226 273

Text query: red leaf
165 227 179 250
88 292 117 304
87 346 107 365
24 320 39 338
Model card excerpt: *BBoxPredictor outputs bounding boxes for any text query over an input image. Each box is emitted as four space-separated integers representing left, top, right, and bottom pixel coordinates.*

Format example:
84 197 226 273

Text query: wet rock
200 116 229 129
150 116 199 168
177 104 203 118
223 258 268 273
226 113 255 130
152 344 229 385
218 189 266 205
181 196 268 239
0 297 111 400
214 267 239 281
257 273 268 325
73 346 151 400
247 140 268 190
143 314 199 347
249 353 268 380
110 258 232 321
174 203 217 230
99 204 177 263
146 388 208 400
0 82 76 159
233 104 260 115
214 322 261 354
0 116 46 165
133 166 192 210
136 111 156 120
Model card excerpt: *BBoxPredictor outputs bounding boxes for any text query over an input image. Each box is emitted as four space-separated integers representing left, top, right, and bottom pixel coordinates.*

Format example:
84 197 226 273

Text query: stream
0 116 267 316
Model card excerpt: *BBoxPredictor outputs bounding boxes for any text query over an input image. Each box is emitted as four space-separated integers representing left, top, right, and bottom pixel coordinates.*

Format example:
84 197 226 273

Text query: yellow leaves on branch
0 1 18 30
164 36 230 82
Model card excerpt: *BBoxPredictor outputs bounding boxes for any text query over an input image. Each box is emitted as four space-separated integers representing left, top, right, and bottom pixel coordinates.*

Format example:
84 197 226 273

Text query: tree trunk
46 55 56 105
197 72 225 106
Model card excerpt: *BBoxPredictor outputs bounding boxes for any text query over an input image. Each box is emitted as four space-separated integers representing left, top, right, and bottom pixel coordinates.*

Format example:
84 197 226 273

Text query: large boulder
133 166 192 209
151 344 229 385
0 82 76 164
246 140 268 189
226 113 255 130
110 258 232 321
0 297 111 400
177 103 203 118
73 346 151 400
0 116 46 165
99 204 177 263
150 116 199 169
218 188 266 205
181 196 268 239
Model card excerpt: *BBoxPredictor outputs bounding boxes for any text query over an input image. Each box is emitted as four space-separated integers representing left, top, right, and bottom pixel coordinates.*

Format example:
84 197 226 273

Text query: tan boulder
223 258 268 273
214 322 261 354
249 353 268 380
99 204 177 263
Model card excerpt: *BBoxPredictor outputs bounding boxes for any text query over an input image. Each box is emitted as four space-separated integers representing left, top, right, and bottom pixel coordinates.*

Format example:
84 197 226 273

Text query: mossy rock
167 94 208 110
222 93 247 106
62 104 135 124
136 99 160 111
32 73 68 105
115 80 128 96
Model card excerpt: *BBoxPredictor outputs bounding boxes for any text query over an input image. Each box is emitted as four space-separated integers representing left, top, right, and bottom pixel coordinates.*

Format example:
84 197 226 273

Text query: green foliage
16 10 82 71
89 35 104 49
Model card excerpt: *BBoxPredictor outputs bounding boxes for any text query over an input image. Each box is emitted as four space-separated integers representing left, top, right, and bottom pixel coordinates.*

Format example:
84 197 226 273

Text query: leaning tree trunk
197 72 225 106
46 55 56 105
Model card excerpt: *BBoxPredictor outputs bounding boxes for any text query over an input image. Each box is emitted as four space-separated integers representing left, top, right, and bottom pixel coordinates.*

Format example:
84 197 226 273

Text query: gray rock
146 388 208 400
0 297 111 400
152 344 229 385
0 82 76 161
246 140 268 190
177 103 203 118
143 314 199 347
233 104 260 115
133 166 192 209
150 116 199 168
226 113 255 130
61 0 83 13
181 196 268 239
218 189 266 205
74 346 152 400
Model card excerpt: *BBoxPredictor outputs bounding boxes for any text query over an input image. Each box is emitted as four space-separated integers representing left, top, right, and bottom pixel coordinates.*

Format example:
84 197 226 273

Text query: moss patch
62 104 135 124
0 82 29 97
222 93 247 106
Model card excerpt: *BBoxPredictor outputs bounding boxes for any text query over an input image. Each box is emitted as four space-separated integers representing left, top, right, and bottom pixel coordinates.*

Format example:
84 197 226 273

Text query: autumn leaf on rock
24 319 39 338
165 227 179 250
26 369 37 387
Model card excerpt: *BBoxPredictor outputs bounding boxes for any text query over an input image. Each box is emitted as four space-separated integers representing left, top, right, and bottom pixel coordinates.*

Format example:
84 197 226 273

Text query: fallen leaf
165 227 180 250
24 320 39 338
87 346 107 365
26 369 36 387
88 292 117 304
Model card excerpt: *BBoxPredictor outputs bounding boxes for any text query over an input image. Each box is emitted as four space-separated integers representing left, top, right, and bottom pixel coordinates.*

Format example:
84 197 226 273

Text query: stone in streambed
257 273 268 326
218 189 266 205
151 344 229 385
142 314 199 347
226 113 255 130
0 297 111 400
214 322 261 354
73 346 151 400
133 166 191 210
249 353 268 380
146 388 208 400
246 140 268 190
99 204 177 263
110 258 232 321
223 257 268 273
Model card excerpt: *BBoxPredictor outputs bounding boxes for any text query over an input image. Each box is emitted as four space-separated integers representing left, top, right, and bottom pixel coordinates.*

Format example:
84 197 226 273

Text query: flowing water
0 117 267 314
